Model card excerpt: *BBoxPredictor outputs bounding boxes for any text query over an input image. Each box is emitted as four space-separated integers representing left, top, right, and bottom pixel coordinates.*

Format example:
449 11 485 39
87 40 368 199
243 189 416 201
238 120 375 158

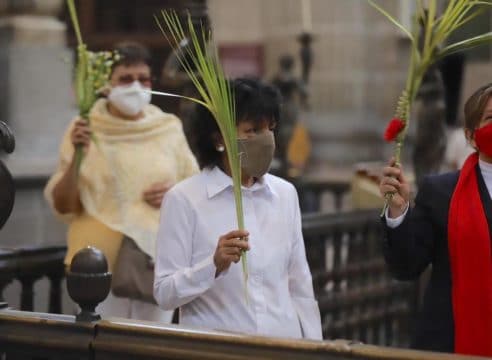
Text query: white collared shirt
154 167 322 340
386 159 492 227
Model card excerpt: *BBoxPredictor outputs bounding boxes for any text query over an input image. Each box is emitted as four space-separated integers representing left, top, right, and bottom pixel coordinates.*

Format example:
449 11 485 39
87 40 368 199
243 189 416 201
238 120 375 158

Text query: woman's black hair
191 77 282 169
112 41 152 70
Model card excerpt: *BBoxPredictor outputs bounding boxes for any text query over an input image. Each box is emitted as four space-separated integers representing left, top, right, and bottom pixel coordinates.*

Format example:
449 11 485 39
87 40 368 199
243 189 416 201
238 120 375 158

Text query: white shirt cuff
188 254 218 286
385 203 409 228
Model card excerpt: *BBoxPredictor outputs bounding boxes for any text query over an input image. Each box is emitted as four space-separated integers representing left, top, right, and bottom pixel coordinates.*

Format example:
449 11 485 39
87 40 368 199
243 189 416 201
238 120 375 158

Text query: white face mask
108 81 151 117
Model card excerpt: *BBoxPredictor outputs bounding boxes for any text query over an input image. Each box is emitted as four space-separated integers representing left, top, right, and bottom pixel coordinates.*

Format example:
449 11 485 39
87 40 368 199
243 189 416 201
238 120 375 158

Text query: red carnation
383 118 405 142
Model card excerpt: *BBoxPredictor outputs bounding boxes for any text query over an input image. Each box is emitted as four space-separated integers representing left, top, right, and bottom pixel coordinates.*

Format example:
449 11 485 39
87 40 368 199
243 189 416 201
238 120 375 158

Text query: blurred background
0 0 491 345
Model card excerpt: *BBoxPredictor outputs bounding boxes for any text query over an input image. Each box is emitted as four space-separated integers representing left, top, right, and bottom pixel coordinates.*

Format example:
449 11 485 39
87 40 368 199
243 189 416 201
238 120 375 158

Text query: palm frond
155 10 248 289
67 0 83 45
368 0 415 43
369 0 492 215
66 0 116 175
436 32 492 61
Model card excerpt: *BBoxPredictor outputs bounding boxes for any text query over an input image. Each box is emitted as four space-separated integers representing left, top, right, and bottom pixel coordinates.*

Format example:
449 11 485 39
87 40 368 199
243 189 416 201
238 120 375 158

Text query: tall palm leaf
66 0 117 175
155 11 248 292
369 0 492 214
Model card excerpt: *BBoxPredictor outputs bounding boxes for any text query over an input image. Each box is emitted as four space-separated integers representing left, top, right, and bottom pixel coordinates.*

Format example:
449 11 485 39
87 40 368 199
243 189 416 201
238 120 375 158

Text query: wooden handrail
0 309 487 360
302 209 379 234
0 309 93 359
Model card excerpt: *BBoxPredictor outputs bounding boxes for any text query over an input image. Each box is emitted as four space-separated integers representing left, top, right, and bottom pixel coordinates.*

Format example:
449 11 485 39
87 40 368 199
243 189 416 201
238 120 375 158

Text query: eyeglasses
116 75 153 86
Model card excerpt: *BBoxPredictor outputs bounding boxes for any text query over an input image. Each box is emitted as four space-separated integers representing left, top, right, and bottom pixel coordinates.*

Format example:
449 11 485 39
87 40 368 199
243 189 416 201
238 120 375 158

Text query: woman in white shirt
154 78 322 340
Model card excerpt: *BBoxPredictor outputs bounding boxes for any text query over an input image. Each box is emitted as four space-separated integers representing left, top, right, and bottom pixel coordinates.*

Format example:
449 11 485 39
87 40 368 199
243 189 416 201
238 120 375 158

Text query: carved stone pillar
0 0 74 176
0 0 69 256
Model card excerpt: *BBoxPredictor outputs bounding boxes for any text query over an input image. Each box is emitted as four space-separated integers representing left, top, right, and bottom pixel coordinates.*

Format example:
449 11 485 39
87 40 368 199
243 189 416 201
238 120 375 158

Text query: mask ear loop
237 140 247 168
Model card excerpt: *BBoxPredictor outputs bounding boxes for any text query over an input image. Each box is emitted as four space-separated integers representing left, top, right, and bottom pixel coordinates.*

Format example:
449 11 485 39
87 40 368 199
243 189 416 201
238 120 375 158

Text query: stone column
0 0 75 176
0 1 71 313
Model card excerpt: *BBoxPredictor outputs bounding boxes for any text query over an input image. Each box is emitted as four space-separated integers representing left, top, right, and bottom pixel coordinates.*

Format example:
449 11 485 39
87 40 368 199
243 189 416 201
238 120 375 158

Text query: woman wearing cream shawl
45 43 198 322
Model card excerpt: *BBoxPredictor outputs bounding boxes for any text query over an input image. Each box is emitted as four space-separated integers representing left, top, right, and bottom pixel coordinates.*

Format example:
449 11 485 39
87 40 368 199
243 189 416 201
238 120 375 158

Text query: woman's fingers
151 183 172 193
214 231 251 275
143 186 170 208
218 254 241 266
382 176 401 188
223 253 242 264
143 194 163 208
380 184 398 195
227 239 250 251
224 246 242 256
71 121 92 148
72 134 91 146
218 232 250 251
382 166 401 178
384 157 408 182
144 191 165 202
380 158 411 211
73 130 91 138
73 120 91 134
222 230 249 240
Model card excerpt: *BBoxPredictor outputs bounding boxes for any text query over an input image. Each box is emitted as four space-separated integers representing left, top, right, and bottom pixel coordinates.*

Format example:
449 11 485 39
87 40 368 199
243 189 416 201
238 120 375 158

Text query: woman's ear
465 128 477 149
98 84 111 97
212 132 225 152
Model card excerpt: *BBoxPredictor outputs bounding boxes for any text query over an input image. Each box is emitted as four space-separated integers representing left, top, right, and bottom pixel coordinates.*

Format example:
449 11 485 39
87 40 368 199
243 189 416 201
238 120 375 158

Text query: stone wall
0 14 75 176
208 0 492 166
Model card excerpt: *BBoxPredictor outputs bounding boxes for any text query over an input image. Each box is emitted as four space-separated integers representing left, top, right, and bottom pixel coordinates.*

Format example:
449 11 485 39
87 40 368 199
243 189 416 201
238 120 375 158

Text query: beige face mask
238 131 275 178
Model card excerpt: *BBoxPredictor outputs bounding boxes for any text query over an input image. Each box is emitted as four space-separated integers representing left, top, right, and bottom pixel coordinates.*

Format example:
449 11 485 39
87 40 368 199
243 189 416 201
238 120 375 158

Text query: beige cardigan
45 99 198 269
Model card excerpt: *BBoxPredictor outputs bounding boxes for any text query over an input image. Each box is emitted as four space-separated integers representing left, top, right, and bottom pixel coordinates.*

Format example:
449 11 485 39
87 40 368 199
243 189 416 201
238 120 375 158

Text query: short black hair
112 41 152 70
191 77 282 169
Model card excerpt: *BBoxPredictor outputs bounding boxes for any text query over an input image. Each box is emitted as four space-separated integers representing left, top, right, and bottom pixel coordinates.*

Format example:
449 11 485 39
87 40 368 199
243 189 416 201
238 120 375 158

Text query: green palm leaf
436 32 492 61
66 0 116 176
369 0 492 215
368 0 415 43
155 10 248 293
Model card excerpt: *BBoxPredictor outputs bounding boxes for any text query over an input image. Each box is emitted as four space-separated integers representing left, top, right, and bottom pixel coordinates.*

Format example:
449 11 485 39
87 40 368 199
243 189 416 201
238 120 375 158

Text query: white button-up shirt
154 167 322 340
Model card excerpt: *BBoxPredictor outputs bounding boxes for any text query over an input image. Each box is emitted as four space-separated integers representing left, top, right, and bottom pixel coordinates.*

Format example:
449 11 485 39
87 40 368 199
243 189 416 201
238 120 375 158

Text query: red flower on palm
384 118 405 142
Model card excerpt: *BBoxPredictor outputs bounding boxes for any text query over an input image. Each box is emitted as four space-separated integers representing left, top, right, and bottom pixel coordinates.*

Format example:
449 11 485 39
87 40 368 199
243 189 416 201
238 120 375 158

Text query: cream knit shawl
45 98 198 257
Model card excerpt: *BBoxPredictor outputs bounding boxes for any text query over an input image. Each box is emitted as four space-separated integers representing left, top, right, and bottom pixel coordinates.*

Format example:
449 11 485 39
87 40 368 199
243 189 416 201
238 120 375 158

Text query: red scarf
448 152 492 356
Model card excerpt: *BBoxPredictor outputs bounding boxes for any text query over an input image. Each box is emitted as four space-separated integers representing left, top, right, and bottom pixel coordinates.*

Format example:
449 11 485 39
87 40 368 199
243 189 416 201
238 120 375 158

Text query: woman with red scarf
379 83 492 356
